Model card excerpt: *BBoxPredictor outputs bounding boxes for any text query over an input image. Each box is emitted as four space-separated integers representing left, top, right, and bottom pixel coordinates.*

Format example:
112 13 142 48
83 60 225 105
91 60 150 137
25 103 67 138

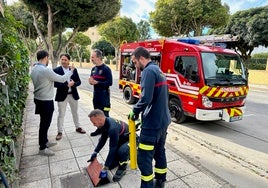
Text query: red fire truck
119 39 248 123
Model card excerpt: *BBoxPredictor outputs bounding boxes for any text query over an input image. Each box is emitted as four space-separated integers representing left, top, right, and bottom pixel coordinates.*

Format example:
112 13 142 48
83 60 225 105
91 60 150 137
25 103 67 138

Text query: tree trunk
47 4 56 68
114 47 119 71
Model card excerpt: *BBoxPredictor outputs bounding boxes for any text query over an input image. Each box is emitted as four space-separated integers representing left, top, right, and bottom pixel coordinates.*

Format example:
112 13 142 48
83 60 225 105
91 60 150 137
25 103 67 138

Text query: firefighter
87 109 130 182
89 49 113 136
129 47 171 188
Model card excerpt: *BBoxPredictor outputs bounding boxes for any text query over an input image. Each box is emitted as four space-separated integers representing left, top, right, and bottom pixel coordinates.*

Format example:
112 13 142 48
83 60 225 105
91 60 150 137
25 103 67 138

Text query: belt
119 122 125 136
68 92 72 94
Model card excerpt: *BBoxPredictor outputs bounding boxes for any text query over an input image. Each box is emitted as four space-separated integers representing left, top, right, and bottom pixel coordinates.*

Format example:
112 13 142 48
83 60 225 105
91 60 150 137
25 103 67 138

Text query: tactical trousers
93 90 110 117
137 127 168 188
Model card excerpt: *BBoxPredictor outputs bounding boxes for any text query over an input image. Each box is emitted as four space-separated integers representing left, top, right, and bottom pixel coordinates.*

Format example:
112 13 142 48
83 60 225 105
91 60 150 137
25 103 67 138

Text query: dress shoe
76 127 86 134
56 133 62 140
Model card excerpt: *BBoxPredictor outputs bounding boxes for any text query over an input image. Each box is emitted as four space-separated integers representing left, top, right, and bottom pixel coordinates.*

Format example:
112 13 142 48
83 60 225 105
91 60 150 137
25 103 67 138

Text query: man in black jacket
54 53 86 140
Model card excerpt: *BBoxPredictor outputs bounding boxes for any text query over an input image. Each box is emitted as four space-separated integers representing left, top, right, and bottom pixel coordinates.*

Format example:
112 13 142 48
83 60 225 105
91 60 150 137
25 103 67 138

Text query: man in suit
54 53 86 140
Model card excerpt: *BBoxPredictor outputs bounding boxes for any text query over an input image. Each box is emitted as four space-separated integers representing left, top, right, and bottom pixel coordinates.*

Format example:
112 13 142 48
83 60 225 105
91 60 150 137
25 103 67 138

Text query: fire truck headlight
202 96 212 108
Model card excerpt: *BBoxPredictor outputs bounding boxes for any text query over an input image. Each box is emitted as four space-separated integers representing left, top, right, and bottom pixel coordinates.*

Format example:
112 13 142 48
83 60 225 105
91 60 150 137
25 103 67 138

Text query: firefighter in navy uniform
129 47 171 188
89 49 113 136
87 109 130 182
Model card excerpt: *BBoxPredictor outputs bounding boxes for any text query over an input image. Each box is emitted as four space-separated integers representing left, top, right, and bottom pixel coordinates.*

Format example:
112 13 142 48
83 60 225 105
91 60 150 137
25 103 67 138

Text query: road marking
243 114 255 117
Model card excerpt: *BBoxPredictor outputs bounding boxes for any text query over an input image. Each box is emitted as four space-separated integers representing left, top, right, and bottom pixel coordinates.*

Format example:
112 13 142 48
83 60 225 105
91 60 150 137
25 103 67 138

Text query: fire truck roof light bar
177 38 200 45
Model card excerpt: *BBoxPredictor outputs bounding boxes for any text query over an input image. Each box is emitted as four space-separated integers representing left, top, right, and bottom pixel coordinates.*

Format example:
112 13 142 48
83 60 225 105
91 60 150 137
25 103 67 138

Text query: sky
120 0 268 23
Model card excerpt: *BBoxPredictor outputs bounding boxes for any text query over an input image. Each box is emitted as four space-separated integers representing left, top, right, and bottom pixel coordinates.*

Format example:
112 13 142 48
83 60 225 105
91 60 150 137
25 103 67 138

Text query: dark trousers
34 99 54 150
93 90 110 117
109 142 129 170
137 128 168 188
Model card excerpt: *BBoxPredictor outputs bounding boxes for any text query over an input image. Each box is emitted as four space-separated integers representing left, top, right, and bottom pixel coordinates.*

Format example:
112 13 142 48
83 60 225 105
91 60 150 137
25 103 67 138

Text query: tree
8 2 43 64
212 6 268 62
21 0 120 67
92 39 115 57
70 32 91 66
137 20 151 40
150 0 229 37
98 16 139 70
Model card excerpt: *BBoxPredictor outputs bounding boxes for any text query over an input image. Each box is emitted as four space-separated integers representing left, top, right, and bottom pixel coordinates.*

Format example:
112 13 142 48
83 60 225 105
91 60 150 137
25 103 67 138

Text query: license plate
230 115 242 122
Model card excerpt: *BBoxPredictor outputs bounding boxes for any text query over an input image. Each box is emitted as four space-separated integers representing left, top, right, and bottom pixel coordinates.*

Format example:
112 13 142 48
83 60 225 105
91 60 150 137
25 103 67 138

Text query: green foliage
73 32 91 46
137 20 151 40
150 0 229 37
0 9 30 183
212 6 268 61
21 0 121 32
247 58 267 70
8 2 39 39
252 52 268 58
92 39 115 56
98 16 139 48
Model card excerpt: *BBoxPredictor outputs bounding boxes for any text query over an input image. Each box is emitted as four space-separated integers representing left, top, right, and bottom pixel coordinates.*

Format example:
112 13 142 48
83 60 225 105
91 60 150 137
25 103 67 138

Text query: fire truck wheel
123 86 136 104
169 98 186 123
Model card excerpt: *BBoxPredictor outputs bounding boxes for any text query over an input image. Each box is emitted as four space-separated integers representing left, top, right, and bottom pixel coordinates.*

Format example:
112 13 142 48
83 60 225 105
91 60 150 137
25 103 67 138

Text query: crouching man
87 109 130 182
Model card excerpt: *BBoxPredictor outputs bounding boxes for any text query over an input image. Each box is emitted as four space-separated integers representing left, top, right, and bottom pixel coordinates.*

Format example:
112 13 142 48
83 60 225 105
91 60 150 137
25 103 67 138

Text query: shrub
0 10 29 183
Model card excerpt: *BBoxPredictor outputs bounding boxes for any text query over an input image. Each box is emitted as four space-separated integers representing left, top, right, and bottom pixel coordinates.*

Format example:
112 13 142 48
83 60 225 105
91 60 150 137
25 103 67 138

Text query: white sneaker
46 141 57 148
39 148 55 156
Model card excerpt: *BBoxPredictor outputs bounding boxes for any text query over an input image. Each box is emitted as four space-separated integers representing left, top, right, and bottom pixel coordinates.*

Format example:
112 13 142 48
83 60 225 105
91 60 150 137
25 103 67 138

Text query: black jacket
53 66 81 101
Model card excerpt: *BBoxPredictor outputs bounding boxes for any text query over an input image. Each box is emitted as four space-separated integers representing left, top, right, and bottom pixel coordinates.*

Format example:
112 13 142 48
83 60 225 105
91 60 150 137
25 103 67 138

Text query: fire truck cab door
169 54 201 115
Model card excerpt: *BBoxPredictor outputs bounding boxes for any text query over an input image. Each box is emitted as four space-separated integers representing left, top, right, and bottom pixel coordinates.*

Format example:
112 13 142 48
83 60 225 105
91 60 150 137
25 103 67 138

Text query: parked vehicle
119 38 248 123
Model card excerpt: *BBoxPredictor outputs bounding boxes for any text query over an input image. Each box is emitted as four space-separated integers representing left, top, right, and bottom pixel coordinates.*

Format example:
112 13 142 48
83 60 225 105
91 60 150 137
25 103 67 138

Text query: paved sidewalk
19 83 232 188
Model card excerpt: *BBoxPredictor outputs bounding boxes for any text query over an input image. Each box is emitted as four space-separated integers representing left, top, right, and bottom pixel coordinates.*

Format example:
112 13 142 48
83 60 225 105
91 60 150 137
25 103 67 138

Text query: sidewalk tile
166 178 189 188
181 171 221 188
49 148 75 163
50 158 79 177
20 178 51 188
168 159 199 177
22 145 39 157
69 137 92 148
73 145 93 158
19 164 50 184
20 154 48 168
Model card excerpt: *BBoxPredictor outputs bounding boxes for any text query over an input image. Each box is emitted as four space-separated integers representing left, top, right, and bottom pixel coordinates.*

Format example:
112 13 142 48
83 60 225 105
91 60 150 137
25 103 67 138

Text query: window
174 56 198 82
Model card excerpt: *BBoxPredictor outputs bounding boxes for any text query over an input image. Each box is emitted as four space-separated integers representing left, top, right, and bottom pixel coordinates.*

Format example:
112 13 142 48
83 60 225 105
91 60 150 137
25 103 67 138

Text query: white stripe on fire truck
165 73 199 91
166 77 199 95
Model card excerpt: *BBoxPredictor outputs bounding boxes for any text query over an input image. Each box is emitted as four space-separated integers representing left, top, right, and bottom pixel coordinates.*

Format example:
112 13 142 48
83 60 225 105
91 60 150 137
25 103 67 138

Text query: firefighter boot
112 164 127 182
153 179 165 188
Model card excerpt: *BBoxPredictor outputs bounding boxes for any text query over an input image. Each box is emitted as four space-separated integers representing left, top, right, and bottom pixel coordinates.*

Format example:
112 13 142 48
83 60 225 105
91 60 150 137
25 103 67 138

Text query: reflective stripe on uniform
154 167 167 174
138 143 154 150
141 173 154 182
104 107 110 111
119 160 128 166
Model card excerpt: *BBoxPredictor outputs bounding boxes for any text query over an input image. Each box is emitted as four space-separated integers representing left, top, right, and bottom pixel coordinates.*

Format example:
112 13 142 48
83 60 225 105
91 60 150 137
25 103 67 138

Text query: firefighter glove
136 120 142 130
128 111 139 121
87 152 97 162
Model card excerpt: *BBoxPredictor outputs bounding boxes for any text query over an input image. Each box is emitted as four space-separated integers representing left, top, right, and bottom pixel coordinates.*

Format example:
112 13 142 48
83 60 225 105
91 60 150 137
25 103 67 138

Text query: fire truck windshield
201 52 247 86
